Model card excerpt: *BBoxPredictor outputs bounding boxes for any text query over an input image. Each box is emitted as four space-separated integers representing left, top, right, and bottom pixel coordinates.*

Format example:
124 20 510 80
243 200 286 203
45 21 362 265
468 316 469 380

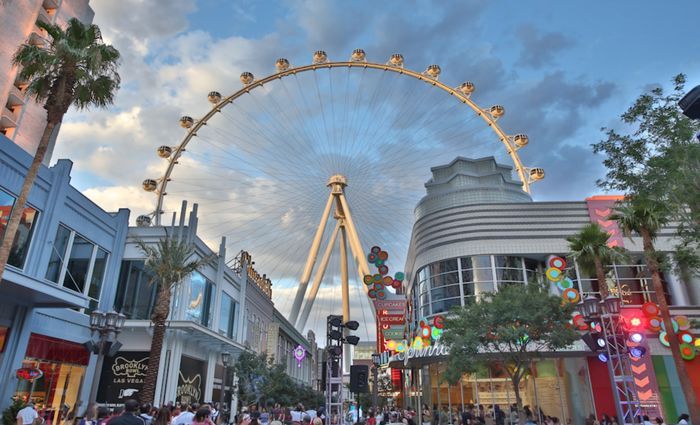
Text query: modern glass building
400 157 700 423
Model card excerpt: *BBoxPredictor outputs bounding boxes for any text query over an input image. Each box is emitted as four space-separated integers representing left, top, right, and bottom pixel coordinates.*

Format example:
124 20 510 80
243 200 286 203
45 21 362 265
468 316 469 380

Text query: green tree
567 223 627 298
137 236 213 404
234 351 272 408
442 282 578 419
610 197 699 418
0 18 120 278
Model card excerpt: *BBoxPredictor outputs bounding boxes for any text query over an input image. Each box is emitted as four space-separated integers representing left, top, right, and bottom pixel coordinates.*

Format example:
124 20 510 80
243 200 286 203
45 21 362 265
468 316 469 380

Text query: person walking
153 408 171 425
108 400 146 425
17 402 39 425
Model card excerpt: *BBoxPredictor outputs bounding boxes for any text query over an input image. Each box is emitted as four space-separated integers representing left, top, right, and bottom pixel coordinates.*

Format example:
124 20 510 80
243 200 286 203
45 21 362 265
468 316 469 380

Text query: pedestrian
153 408 171 425
108 400 146 425
260 408 269 425
140 405 154 425
17 401 40 425
96 407 112 425
79 405 98 425
676 414 689 425
193 409 214 425
173 405 198 425
654 418 666 425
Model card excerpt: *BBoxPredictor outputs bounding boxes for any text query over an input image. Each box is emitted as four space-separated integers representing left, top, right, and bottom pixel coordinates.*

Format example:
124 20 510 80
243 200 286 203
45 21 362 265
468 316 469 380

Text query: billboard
96 351 149 404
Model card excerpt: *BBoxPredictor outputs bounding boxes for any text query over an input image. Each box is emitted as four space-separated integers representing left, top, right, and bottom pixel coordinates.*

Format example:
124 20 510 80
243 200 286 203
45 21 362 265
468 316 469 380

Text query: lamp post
221 352 231 424
578 296 641 424
371 353 380 416
87 310 126 404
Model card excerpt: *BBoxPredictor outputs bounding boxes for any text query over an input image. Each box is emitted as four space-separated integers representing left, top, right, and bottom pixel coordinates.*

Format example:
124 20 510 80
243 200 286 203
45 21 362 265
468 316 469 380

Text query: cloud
516 24 574 69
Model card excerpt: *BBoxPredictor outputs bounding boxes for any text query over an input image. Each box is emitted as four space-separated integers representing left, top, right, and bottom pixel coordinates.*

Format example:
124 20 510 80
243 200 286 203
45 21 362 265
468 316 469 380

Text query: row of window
114 260 240 339
0 189 39 270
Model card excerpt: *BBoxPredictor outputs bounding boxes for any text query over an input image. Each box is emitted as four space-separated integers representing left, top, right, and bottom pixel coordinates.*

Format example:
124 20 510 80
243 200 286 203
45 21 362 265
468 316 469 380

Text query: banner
96 351 149 404
377 314 405 325
382 326 404 340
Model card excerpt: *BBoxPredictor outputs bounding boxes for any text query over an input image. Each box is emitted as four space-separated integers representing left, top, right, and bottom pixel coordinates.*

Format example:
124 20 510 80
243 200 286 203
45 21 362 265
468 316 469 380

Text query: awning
1 268 88 308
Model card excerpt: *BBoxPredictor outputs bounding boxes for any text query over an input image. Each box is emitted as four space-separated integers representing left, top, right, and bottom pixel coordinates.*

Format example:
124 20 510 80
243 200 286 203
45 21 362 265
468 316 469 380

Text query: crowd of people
14 400 693 425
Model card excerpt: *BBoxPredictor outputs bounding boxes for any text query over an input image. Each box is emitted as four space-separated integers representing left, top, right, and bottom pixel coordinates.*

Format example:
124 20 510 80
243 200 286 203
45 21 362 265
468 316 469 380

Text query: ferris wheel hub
327 174 348 188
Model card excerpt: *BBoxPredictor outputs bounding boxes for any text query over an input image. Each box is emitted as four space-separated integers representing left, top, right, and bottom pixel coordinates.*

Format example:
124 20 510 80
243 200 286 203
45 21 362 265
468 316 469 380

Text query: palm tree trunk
593 256 610 298
0 121 56 278
640 228 699 418
141 283 172 404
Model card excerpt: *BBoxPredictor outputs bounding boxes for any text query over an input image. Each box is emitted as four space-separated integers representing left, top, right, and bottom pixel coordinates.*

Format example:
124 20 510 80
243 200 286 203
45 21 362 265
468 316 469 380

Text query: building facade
267 311 315 387
0 135 130 415
0 0 94 160
400 157 700 423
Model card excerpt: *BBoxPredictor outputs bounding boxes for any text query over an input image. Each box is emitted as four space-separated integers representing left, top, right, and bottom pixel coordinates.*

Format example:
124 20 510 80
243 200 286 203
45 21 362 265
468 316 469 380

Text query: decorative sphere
275 58 290 71
207 91 222 104
514 134 529 148
142 179 158 192
389 53 404 67
351 49 366 62
425 64 441 78
490 105 505 118
157 145 172 158
240 72 255 85
458 82 475 95
530 168 545 181
313 50 328 64
136 215 152 227
179 116 194 128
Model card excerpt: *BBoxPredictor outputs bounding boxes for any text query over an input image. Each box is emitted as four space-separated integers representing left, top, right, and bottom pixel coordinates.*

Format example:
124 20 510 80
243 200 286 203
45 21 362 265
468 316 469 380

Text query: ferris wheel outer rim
151 60 536 225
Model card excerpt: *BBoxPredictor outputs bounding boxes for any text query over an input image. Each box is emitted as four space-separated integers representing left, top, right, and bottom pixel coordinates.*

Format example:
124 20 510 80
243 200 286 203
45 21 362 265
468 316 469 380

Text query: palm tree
610 197 699 419
0 18 120 278
137 236 214 404
567 223 626 298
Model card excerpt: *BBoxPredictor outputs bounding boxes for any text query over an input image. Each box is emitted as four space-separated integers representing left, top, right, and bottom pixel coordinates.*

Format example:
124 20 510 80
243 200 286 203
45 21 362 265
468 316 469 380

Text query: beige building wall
0 0 93 161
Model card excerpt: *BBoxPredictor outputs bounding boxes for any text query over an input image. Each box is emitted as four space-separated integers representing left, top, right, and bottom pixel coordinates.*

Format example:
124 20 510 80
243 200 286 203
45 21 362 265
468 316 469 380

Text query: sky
52 0 700 340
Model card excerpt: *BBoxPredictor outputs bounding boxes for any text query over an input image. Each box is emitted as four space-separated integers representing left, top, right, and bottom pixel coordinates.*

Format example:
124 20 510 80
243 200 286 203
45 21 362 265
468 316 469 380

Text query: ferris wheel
139 49 544 340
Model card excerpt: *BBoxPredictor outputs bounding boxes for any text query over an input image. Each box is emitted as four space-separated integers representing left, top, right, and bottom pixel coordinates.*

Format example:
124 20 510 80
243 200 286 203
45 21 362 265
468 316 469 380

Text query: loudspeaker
680 85 700 119
349 365 369 393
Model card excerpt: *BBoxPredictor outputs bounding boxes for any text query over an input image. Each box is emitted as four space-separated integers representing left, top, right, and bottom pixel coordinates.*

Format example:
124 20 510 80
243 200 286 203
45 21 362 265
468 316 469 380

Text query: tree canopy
443 281 578 413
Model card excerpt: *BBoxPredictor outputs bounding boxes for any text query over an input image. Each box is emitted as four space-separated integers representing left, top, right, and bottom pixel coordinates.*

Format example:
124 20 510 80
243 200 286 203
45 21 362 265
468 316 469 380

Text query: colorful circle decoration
378 250 389 261
680 343 696 361
659 331 670 347
431 327 443 339
433 315 445 329
642 302 660 317
590 321 602 333
678 331 694 345
293 345 306 367
367 253 377 263
572 314 588 331
421 326 431 338
392 279 402 289
396 342 406 353
383 276 393 285
395 272 405 281
549 256 567 270
378 265 389 275
371 246 381 254
557 277 574 291
546 267 564 282
386 340 397 350
373 273 382 282
412 336 424 349
661 318 679 333
675 315 691 331
363 274 373 285
648 316 662 332
377 290 386 300
562 288 580 303
368 289 377 299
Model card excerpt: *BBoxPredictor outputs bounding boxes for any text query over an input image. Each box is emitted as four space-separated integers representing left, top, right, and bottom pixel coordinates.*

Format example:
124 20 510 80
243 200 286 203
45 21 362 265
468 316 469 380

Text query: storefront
14 334 90 425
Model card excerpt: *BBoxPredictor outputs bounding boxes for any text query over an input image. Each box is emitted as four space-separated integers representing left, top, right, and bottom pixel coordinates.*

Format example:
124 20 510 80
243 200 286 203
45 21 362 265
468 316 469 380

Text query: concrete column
665 259 691 306
686 274 700 306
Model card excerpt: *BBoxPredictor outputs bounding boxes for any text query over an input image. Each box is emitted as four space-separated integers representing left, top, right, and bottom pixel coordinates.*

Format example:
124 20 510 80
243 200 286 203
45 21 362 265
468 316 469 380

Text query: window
45 224 109 309
493 256 525 285
0 189 39 270
218 293 237 339
115 260 157 320
185 271 214 327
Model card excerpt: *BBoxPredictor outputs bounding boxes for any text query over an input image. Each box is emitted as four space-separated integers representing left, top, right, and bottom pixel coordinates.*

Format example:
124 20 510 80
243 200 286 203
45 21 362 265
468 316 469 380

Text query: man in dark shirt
108 400 146 425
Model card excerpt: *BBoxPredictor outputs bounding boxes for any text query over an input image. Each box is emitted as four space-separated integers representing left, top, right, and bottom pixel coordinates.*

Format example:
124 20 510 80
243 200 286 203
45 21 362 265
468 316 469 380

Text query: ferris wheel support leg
290 192 335 325
340 223 350 324
297 221 341 331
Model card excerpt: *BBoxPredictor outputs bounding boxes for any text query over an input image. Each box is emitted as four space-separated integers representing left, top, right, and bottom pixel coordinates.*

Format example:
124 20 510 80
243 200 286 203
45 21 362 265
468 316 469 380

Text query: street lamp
221 352 231 424
371 353 381 415
86 310 126 404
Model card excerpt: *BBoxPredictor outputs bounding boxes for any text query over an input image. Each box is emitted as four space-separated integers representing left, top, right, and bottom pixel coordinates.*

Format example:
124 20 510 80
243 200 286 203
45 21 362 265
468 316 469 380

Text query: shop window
115 260 157 320
0 189 40 270
494 256 525 284
428 259 458 276
218 293 237 339
185 271 214 327
45 225 109 305
430 284 460 301
430 297 461 314
430 271 459 288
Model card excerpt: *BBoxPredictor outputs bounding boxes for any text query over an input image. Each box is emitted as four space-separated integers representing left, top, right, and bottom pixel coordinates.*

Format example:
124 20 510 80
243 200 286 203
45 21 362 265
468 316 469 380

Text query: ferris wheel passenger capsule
207 91 222 104
388 53 404 67
425 64 441 79
351 49 366 62
513 134 529 148
489 105 505 119
179 116 194 128
240 72 255 86
136 215 152 227
275 58 290 71
458 82 475 96
142 179 158 192
157 145 172 158
313 50 328 64
530 168 545 181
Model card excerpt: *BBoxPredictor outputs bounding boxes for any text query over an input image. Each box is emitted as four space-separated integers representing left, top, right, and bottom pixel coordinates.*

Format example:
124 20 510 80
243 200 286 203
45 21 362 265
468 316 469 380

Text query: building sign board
96 351 149 404
177 355 206 405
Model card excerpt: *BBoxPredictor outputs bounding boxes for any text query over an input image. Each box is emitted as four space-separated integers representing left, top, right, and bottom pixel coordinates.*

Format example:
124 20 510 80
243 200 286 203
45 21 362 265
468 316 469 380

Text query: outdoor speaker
679 85 700 119
349 365 369 393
